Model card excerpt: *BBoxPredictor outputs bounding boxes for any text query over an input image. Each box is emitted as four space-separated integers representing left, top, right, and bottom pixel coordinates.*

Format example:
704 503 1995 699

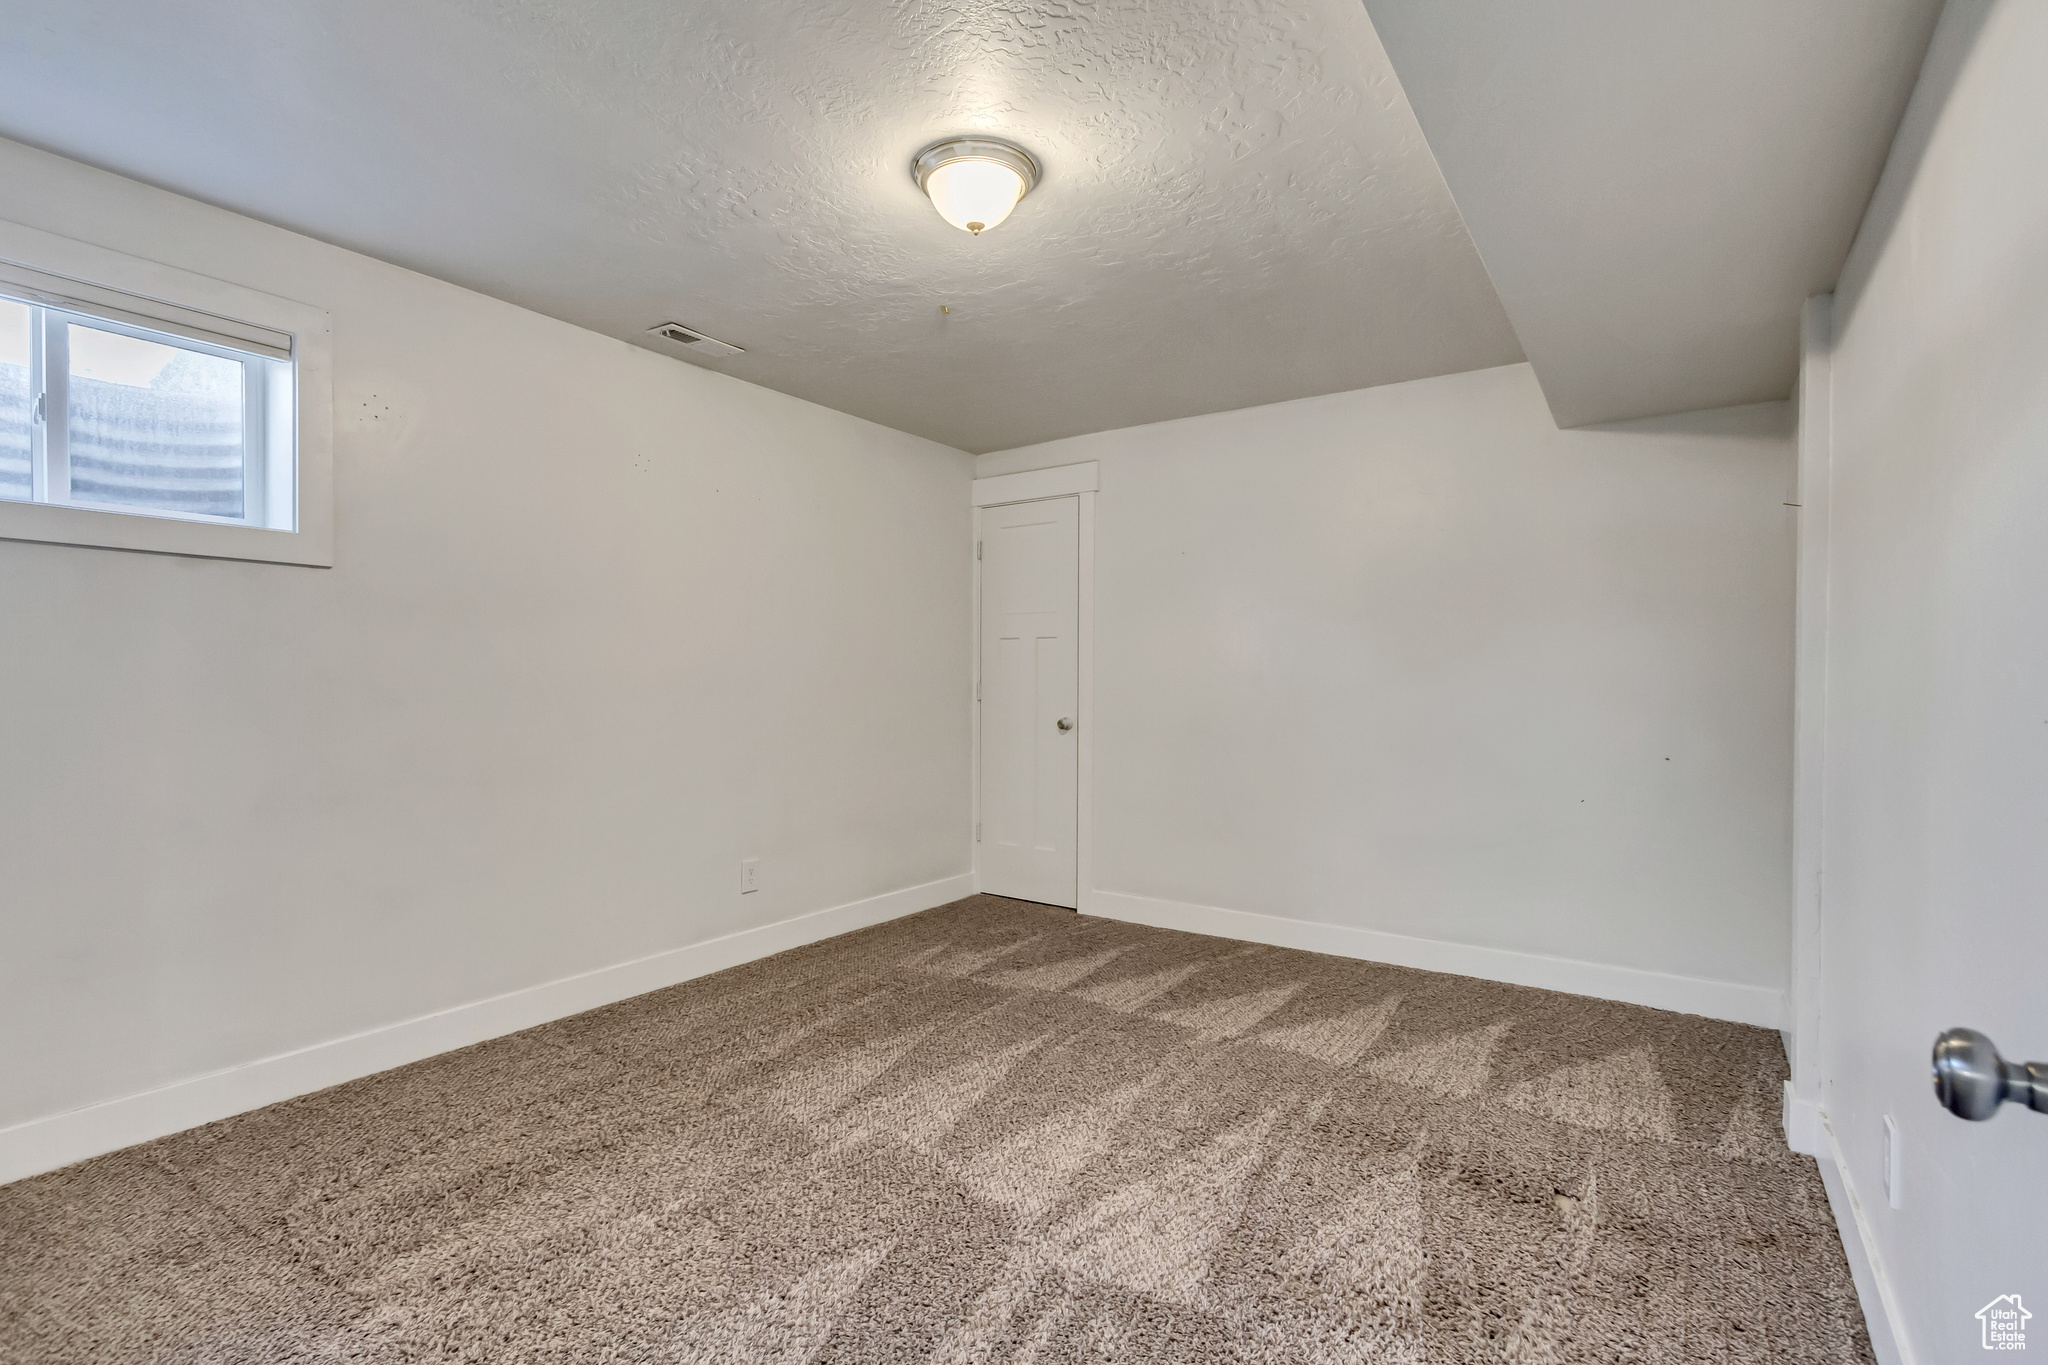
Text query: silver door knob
1056 717 1074 731
1932 1028 2048 1120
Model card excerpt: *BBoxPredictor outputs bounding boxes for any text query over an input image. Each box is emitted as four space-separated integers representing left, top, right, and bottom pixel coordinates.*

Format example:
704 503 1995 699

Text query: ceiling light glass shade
913 138 1040 235
926 160 1024 234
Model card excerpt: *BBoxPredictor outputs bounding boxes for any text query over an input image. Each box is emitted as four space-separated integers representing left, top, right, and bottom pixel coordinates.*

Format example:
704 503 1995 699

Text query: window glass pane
0 298 29 502
66 322 243 519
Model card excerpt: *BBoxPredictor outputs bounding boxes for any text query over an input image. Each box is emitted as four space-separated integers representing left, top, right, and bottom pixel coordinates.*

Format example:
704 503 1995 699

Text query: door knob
1056 717 1074 731
1932 1028 2048 1120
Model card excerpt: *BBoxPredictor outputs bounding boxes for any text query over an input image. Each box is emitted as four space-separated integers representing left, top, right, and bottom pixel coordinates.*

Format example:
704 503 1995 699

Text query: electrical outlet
1882 1114 1901 1209
740 858 760 894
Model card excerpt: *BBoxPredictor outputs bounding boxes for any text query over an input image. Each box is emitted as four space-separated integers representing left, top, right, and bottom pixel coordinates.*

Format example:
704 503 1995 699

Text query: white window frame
25 306 284 527
0 218 332 567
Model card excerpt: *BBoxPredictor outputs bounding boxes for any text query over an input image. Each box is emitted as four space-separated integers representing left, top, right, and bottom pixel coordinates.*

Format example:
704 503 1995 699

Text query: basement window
2 291 291 527
0 225 331 567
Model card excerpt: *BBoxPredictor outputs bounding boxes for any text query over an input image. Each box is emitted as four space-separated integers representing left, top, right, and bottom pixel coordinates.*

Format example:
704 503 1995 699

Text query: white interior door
978 496 1079 907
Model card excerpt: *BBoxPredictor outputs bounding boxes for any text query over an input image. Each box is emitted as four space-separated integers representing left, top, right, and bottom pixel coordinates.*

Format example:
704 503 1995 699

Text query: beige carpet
1 896 1870 1363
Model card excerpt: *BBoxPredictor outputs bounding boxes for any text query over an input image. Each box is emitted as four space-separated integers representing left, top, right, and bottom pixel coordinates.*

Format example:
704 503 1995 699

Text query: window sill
0 497 331 566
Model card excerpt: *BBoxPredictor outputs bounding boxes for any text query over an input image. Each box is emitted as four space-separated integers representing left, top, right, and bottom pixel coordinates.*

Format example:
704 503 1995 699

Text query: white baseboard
1814 1107 1914 1365
1782 1080 1824 1156
0 872 975 1188
1082 889 1785 1029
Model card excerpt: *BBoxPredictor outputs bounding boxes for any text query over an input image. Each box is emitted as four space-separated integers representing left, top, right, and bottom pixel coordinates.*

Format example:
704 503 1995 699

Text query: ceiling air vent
647 322 744 357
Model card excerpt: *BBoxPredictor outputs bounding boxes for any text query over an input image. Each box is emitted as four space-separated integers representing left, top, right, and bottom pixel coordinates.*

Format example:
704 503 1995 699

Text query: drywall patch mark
338 385 420 450
347 395 393 431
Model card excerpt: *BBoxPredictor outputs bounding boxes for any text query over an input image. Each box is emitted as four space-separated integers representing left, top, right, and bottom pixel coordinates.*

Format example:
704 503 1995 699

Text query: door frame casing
1786 294 1832 1150
970 462 1097 907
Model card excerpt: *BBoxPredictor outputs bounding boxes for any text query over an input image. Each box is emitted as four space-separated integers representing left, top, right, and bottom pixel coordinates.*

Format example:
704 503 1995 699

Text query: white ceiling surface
0 0 1522 453
1363 0 1944 429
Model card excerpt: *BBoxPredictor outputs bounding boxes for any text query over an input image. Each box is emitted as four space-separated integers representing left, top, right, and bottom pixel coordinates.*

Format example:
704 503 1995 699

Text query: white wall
1814 1 2048 1355
0 139 972 1144
978 363 1795 1013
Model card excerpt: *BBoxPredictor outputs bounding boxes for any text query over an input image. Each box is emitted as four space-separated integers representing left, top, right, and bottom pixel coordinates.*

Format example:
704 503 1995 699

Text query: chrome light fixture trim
911 137 1041 235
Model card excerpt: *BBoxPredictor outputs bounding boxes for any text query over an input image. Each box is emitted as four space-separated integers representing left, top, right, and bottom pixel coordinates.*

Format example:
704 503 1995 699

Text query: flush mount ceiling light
912 137 1040 236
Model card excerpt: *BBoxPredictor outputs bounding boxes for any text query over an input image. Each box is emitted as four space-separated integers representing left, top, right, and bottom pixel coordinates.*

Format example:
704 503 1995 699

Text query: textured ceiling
0 0 1523 453
1364 0 1943 428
